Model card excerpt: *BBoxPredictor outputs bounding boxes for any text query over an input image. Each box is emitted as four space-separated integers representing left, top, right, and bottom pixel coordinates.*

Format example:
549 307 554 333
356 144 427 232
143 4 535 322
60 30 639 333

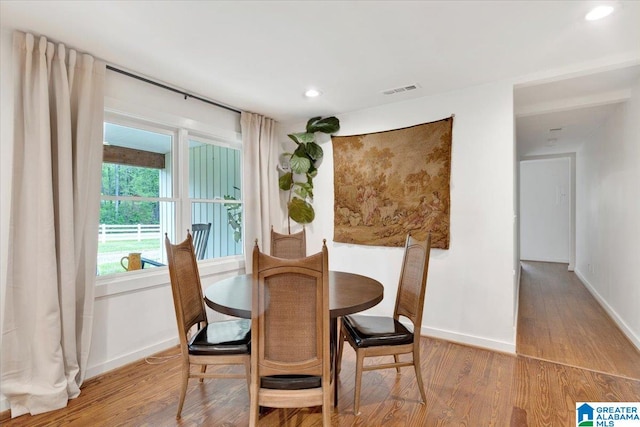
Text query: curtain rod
106 65 242 114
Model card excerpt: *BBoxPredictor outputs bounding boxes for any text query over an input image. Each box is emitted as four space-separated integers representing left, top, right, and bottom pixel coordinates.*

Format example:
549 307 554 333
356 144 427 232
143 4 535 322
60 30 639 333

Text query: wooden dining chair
270 225 306 259
337 233 431 415
165 232 251 419
142 222 211 268
249 240 332 426
190 222 212 260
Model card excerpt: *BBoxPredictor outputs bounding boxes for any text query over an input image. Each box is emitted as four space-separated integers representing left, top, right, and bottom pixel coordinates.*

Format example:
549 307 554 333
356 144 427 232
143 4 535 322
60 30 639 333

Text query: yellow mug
121 252 142 271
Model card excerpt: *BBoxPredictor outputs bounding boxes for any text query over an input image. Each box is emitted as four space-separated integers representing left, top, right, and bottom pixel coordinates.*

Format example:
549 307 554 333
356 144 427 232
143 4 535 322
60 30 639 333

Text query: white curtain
241 112 281 270
1 32 105 417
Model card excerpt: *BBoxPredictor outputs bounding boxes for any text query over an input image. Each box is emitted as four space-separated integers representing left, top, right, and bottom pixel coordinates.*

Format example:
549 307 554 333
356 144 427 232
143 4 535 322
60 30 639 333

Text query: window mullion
178 128 191 234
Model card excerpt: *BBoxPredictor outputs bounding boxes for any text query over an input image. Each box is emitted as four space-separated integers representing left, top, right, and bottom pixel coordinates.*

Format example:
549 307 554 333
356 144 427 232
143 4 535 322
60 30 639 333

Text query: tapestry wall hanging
333 116 453 249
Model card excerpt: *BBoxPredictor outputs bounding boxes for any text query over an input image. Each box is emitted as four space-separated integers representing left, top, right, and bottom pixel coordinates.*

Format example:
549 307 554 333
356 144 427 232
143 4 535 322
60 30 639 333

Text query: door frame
519 153 575 271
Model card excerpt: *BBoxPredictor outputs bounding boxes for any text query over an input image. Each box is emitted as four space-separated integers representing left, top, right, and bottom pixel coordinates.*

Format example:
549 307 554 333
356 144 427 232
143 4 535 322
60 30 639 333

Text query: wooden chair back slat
191 223 211 260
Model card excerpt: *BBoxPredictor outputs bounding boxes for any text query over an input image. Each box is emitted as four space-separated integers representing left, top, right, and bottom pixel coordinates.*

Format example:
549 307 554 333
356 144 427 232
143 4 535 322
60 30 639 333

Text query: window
97 115 243 276
188 137 243 259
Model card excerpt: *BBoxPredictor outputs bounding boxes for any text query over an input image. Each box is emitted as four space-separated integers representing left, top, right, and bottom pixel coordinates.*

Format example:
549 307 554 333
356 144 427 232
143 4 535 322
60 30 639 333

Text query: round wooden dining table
204 270 384 406
204 271 384 319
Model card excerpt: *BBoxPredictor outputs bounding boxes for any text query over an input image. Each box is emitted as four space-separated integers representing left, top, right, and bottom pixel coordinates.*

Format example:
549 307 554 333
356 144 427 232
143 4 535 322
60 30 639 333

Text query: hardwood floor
517 261 640 379
2 261 638 426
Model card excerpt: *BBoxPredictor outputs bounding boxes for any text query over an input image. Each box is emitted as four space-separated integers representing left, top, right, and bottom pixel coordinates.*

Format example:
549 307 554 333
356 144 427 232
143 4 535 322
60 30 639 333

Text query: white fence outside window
99 224 161 243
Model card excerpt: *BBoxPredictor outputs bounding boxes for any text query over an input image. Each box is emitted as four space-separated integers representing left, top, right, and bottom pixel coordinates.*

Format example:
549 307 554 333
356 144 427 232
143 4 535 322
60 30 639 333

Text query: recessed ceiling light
304 89 321 98
585 5 614 21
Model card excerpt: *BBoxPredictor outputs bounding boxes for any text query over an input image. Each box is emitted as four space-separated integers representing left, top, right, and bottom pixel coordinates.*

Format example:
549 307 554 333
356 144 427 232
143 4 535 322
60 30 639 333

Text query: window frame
96 108 244 296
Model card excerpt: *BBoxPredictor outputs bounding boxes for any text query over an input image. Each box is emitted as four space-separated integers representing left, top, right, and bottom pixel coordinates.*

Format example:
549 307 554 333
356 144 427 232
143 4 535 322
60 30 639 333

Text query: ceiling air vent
382 83 420 95
545 128 562 146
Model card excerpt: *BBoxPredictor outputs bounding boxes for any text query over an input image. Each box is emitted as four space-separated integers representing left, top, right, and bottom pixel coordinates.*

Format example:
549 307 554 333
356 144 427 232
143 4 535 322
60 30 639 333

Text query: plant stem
287 183 293 233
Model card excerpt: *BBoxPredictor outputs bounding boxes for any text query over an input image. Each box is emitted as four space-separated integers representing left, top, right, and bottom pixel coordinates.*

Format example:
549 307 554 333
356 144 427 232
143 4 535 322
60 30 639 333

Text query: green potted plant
279 116 340 232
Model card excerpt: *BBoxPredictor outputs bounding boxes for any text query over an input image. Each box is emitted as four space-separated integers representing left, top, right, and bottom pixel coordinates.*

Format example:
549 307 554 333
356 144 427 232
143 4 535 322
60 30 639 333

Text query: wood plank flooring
517 261 640 379
2 261 638 426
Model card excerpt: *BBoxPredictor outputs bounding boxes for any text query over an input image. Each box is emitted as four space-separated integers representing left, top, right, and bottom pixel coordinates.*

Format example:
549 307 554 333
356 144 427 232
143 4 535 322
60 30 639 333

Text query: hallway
517 261 640 379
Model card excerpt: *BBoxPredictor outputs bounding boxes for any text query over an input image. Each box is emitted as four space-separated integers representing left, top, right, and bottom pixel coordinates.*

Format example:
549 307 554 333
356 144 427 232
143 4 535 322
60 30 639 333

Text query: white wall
520 157 571 263
280 80 517 352
0 27 245 412
575 76 640 349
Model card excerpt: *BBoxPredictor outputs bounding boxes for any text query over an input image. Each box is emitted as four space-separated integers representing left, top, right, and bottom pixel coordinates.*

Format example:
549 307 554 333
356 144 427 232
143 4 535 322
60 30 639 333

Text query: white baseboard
515 263 522 324
574 268 640 351
85 337 179 380
393 316 515 354
513 263 522 346
521 256 570 264
0 395 7 413
420 325 516 354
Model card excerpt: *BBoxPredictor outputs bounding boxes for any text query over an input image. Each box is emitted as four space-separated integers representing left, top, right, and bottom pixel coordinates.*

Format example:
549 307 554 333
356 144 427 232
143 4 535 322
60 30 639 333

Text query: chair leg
353 349 365 415
244 357 251 396
393 354 401 373
199 364 207 382
413 344 427 404
322 383 332 426
336 324 344 375
176 363 190 419
249 382 259 426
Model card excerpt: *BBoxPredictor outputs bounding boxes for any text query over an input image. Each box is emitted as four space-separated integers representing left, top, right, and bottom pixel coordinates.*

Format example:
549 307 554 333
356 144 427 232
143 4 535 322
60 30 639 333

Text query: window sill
95 256 245 298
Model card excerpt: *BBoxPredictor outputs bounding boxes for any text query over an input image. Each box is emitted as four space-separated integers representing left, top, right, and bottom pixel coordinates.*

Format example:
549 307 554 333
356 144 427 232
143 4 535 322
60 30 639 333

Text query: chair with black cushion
270 225 306 259
337 233 431 415
165 231 250 419
249 239 332 426
142 223 211 268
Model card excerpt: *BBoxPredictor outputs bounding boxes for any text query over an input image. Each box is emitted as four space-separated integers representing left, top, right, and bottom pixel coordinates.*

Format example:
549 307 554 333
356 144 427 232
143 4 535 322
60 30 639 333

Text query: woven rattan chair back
394 233 432 328
270 226 306 259
166 232 207 340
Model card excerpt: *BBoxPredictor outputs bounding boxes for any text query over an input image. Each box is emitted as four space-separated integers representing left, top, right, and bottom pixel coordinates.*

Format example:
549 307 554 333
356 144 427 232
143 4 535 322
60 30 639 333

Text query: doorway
519 156 572 266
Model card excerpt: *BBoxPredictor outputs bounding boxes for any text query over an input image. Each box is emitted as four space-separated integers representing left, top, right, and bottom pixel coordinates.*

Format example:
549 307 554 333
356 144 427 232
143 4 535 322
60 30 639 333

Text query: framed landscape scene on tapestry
332 116 453 249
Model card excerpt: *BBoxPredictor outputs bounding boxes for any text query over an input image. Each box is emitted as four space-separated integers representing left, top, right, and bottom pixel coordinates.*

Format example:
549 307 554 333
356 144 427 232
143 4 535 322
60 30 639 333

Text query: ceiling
515 64 640 157
2 1 639 154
